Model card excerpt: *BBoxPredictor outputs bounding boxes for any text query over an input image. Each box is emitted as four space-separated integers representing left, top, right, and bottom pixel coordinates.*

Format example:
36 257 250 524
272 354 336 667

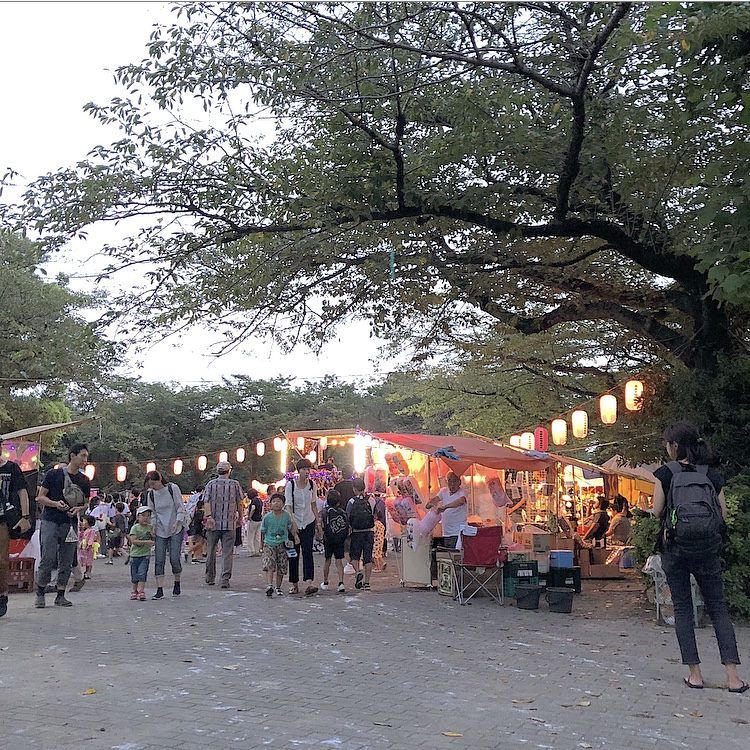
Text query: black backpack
349 495 374 531
323 506 349 541
664 461 724 546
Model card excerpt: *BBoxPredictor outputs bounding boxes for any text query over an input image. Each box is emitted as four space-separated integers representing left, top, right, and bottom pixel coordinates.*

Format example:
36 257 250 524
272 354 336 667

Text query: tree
0 232 117 434
13 2 750 466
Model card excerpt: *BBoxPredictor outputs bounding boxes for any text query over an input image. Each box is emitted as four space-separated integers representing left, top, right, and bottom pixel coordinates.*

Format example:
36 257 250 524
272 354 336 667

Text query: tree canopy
10 2 750 464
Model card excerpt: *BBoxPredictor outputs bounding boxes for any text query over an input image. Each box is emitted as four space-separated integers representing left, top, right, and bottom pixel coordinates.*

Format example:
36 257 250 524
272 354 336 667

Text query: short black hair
353 477 365 493
68 443 88 461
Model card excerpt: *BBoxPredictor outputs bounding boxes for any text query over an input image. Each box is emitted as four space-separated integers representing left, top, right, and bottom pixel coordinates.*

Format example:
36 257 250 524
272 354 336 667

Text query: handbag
234 526 243 547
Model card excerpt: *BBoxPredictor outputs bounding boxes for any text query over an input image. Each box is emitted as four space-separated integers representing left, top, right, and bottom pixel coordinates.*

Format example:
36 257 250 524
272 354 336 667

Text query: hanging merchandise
571 410 588 439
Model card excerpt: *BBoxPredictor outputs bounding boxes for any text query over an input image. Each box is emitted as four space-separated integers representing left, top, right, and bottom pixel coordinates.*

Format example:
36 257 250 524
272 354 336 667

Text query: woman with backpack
652 421 747 693
284 459 322 595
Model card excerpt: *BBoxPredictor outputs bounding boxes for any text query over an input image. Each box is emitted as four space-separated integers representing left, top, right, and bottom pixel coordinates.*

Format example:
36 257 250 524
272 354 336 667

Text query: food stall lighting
251 480 265 492
273 437 283 452
551 418 567 446
146 461 156 473
256 441 265 457
319 437 328 451
625 379 644 411
84 464 96 481
297 437 306 451
116 464 128 482
173 459 183 476
280 440 288 474
218 451 228 463
353 433 367 473
307 450 317 464
521 432 534 450
571 410 589 439
236 447 246 463
197 455 207 472
534 426 549 452
599 394 617 425
509 435 522 447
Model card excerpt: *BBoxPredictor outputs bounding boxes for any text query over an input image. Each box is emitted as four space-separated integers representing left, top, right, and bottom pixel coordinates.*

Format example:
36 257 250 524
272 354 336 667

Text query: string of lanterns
508 379 644 450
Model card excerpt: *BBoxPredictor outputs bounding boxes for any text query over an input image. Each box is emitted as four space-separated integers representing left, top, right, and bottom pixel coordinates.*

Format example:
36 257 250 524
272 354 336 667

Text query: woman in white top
145 470 186 600
284 458 322 595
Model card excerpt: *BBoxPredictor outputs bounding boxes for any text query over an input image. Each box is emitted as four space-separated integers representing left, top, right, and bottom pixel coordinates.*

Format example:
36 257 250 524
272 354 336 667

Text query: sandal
304 585 318 596
728 681 749 694
138 591 146 601
289 585 299 595
130 591 138 600
683 677 704 689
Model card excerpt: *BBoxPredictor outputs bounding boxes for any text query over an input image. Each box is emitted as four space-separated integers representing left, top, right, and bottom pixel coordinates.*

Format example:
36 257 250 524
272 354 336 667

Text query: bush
722 472 750 618
630 513 662 586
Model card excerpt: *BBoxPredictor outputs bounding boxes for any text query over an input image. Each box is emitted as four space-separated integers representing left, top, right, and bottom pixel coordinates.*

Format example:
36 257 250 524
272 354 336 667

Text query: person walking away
347 478 375 590
106 502 128 563
260 492 299 596
284 458 323 595
128 506 155 601
245 488 263 556
187 499 207 563
0 454 31 618
90 495 114 558
78 515 99 578
202 461 244 589
320 489 349 593
653 421 747 693
144 470 186 599
372 509 387 572
34 444 90 608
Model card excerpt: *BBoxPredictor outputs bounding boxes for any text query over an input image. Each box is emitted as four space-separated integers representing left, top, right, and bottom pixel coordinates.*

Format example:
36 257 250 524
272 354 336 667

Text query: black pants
288 521 316 584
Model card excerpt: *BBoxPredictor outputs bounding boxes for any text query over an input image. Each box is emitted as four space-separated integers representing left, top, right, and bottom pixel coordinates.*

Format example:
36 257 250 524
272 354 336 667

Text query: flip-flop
728 682 749 694
683 677 704 689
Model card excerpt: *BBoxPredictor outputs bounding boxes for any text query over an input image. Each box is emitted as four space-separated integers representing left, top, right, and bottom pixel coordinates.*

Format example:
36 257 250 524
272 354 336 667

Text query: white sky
0 1 397 387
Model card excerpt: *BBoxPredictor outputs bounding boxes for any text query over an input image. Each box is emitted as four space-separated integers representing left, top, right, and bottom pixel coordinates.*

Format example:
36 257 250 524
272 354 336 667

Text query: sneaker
206 580 215 585
355 572 364 590
362 582 371 590
343 563 355 575
105 560 114 565
0 594 8 618
220 582 230 589
152 588 164 600
130 591 138 600
54 594 73 607
124 556 130 565
70 579 85 593
83 574 91 580
320 582 329 590
275 587 283 596
266 585 274 597
337 582 346 593
173 581 181 596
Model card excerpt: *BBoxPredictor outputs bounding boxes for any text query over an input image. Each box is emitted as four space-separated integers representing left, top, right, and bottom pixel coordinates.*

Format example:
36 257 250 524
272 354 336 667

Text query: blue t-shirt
260 511 293 547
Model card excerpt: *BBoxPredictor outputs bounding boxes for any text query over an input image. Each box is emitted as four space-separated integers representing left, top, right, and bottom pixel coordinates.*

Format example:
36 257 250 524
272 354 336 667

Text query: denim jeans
154 532 183 578
662 543 740 665
130 555 150 583
288 521 316 583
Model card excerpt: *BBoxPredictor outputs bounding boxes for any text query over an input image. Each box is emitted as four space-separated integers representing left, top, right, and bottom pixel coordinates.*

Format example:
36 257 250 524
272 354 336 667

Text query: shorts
107 534 123 550
349 531 374 565
262 543 289 575
130 555 150 583
323 537 346 560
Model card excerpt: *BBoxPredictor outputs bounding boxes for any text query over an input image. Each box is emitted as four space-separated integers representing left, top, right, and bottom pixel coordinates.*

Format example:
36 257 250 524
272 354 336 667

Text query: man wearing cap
202 461 244 588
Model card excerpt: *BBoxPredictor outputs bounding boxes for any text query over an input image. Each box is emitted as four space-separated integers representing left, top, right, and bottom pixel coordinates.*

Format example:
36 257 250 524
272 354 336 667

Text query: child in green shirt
128 506 155 601
260 493 299 597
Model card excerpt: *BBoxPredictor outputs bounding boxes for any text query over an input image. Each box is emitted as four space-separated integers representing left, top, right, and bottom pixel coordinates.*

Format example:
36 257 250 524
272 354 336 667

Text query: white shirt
438 488 468 537
284 477 317 529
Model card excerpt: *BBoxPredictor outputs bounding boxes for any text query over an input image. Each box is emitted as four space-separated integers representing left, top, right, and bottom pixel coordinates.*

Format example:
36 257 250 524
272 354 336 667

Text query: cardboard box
514 530 551 554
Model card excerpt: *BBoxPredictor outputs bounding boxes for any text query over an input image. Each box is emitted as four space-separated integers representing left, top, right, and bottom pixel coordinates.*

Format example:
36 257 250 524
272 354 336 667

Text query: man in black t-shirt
0 456 32 618
34 443 91 608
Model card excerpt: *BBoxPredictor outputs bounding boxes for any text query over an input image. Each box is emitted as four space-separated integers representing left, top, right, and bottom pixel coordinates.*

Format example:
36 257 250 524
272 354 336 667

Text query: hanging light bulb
599 394 617 425
116 464 128 482
509 435 522 447
236 447 246 463
256 441 265 457
296 437 305 451
571 410 589 439
273 437 282 452
197 455 207 472
218 451 228 463
625 379 644 411
84 464 96 481
551 419 567 446
146 461 156 473
173 459 183 476
520 432 534 450
319 437 328 451
534 427 549 452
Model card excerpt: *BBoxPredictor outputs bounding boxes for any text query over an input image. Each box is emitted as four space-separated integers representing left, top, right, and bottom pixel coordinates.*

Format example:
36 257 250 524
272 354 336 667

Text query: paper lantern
146 461 156 473
296 437 305 450
319 437 328 451
625 379 644 411
256 441 265 457
236 447 246 463
273 437 282 452
196 455 207 472
520 432 534 450
116 464 128 482
84 464 96 481
509 435 522 447
551 418 567 446
599 394 617 425
571 410 588 439
534 427 549 452
173 459 183 476
307 450 317 464
218 451 228 463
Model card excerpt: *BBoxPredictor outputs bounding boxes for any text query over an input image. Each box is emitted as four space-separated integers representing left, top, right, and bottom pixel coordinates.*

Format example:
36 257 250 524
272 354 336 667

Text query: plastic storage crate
7 557 35 593
504 575 540 598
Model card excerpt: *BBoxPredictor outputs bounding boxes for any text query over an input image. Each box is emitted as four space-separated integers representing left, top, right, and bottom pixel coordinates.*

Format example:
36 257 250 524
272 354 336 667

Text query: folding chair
452 526 507 605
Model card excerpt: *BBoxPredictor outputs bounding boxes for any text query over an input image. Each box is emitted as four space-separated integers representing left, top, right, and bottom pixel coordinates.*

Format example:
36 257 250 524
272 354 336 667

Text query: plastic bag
642 554 663 575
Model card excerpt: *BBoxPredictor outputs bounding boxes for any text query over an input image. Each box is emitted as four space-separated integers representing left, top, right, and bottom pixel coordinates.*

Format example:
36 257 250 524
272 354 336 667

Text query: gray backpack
664 461 724 546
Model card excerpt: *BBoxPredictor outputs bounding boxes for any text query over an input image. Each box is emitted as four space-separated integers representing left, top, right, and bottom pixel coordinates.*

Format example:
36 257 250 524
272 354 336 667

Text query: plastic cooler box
549 550 574 568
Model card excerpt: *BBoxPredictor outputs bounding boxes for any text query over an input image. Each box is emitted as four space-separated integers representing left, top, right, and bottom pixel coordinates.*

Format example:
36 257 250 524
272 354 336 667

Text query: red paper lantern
534 427 549 452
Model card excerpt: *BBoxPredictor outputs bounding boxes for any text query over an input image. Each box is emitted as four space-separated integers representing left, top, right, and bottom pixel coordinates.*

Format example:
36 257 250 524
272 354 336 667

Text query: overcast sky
0 1 394 387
